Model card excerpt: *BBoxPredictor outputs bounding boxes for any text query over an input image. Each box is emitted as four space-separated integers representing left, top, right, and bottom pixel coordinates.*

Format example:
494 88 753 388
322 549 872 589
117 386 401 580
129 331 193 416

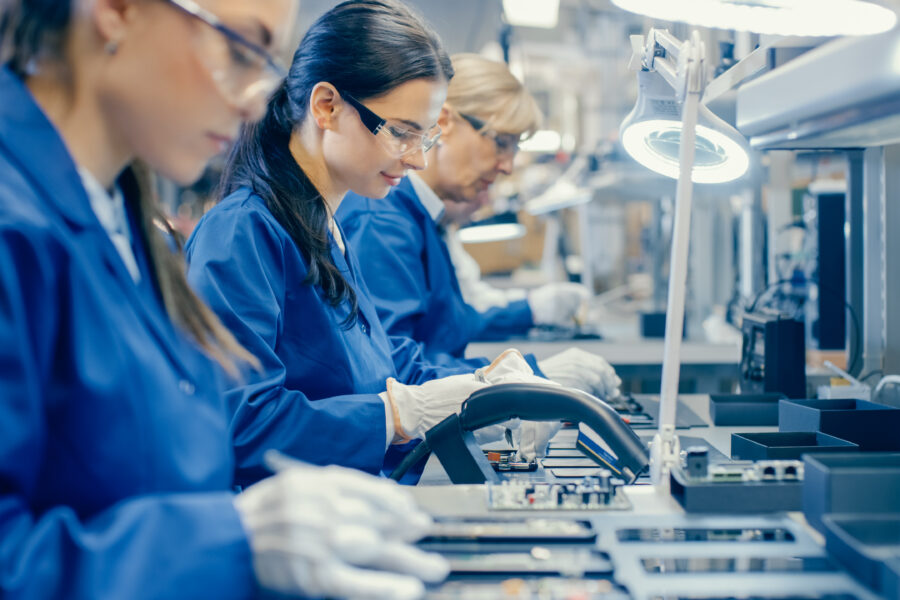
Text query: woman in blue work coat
185 0 504 486
185 0 546 488
338 54 624 399
0 0 449 598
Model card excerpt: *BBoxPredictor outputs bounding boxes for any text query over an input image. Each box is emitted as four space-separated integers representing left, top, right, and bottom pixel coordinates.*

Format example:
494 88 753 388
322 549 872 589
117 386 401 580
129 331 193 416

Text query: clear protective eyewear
165 0 288 107
459 112 522 159
339 90 442 159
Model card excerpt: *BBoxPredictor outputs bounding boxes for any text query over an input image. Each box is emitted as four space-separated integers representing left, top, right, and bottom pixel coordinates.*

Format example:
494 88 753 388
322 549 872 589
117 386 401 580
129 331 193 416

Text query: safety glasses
339 90 442 159
458 112 522 159
165 0 288 107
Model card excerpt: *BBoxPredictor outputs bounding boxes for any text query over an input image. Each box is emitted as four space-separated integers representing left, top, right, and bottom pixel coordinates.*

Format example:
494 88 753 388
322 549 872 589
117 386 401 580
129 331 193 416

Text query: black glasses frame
459 112 521 157
459 112 488 133
339 90 387 135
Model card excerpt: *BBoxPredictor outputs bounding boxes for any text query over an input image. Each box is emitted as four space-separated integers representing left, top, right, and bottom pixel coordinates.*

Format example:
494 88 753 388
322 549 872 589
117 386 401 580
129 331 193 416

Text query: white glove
538 347 622 400
234 451 449 600
478 349 563 461
528 282 591 327
514 420 561 462
382 374 488 442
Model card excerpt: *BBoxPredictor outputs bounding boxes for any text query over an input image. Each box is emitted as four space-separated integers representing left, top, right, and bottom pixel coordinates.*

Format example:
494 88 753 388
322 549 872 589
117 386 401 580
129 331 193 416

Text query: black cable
747 277 863 375
388 440 431 482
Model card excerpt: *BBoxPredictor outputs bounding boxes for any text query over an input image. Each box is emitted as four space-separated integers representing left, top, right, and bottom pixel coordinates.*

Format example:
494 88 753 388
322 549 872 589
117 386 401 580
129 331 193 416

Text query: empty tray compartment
779 398 900 451
709 393 786 426
804 453 900 534
822 514 900 595
731 432 858 460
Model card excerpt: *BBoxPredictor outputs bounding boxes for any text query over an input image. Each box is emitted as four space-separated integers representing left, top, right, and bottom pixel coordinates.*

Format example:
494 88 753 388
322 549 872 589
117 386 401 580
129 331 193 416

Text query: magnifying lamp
611 0 896 37
620 29 752 487
620 70 750 184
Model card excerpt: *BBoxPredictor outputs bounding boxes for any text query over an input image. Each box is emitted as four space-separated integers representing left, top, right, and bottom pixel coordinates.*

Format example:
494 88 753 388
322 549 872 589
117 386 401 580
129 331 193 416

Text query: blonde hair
446 53 542 138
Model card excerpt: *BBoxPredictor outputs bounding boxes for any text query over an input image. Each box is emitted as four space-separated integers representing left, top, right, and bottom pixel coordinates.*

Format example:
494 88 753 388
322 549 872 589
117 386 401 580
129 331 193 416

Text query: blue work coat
339 177 537 362
185 190 477 486
0 67 253 599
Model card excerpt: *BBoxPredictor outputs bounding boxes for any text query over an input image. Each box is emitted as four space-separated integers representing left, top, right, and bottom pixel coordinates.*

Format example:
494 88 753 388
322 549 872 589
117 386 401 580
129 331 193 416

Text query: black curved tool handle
460 383 649 483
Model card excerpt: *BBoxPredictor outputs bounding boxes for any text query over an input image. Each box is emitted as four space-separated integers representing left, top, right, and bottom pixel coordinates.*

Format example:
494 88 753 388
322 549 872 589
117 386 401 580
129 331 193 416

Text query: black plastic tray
709 393 786 426
779 399 900 451
803 453 900 535
822 514 900 596
670 468 802 513
731 432 858 461
885 557 900 600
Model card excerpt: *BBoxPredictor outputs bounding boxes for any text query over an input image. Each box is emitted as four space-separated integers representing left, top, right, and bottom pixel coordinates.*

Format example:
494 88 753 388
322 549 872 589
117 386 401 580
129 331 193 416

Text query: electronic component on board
487 473 631 511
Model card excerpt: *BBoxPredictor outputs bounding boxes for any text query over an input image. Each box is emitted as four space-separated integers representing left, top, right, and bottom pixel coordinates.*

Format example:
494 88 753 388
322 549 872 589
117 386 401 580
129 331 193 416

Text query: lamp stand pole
649 32 704 486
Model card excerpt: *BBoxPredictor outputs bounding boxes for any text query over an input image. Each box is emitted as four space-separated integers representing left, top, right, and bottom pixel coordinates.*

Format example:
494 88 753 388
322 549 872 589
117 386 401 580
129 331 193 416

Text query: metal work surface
414 395 886 600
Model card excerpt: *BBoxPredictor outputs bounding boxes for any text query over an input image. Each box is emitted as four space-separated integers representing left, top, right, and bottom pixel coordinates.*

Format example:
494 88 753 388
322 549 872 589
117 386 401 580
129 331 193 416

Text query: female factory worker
0 0 452 598
185 0 521 486
338 53 622 399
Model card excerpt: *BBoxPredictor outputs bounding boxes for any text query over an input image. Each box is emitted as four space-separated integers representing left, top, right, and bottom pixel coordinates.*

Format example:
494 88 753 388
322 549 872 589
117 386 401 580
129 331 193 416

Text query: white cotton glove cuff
528 282 591 327
538 347 622 399
382 374 488 442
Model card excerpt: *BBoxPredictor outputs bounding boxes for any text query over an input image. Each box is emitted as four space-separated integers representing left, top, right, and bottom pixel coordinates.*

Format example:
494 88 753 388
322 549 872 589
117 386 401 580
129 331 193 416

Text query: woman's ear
92 0 135 50
437 104 454 137
309 82 341 130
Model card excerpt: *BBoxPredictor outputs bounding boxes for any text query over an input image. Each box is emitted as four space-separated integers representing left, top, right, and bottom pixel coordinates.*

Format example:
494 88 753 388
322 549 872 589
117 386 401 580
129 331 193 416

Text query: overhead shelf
736 31 900 150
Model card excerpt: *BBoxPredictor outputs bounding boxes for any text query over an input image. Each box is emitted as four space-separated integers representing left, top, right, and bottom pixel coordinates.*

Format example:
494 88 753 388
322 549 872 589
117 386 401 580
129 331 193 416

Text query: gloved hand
528 282 591 327
514 420 561 462
234 451 449 600
382 374 488 442
478 349 563 461
538 347 622 400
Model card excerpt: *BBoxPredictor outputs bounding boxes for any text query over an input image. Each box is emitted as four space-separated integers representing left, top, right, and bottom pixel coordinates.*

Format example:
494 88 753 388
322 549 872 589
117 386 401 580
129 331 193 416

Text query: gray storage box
731 432 858 460
779 398 900 451
822 514 900 596
884 557 900 600
803 453 900 535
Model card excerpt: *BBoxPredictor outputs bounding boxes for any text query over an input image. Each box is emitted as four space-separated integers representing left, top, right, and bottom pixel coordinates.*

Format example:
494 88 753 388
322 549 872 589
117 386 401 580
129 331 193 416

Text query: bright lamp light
620 70 750 184
610 0 896 37
519 130 562 153
457 223 526 244
502 0 561 28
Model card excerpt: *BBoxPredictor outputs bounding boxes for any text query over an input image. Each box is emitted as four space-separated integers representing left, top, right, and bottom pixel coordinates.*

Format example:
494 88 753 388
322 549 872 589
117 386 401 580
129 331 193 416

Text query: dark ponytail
220 0 453 326
0 0 71 77
1 0 258 376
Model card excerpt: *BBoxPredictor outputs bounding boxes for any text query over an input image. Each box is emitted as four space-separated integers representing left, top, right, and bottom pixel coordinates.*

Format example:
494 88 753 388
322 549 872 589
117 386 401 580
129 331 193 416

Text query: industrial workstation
2 0 900 598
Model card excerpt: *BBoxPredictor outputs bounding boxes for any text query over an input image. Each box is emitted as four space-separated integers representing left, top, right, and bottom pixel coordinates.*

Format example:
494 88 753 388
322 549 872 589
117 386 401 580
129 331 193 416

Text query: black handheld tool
389 383 649 484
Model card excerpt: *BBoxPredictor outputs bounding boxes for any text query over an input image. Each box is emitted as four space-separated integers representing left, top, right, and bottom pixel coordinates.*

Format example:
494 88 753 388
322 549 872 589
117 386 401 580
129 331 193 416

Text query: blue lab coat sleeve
470 299 535 342
185 207 388 486
0 227 254 600
339 197 545 377
387 334 488 384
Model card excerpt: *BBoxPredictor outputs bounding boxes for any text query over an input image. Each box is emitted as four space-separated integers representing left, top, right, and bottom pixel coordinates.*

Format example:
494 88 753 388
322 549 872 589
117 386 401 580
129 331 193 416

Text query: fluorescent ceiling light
503 0 560 28
458 223 527 244
611 0 896 37
520 130 562 153
620 70 751 184
526 179 593 215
